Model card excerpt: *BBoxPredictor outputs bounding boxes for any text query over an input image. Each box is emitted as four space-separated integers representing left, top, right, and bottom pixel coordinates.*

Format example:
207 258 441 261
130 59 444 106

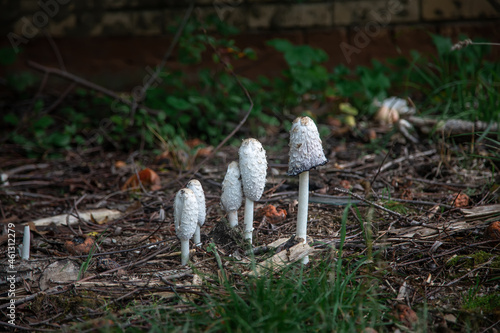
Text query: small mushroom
21 225 30 260
186 179 206 246
288 116 328 263
220 161 243 228
239 138 267 243
174 188 199 265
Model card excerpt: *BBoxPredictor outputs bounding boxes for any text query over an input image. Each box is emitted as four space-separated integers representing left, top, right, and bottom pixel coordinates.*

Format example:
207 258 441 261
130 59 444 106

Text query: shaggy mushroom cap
186 179 206 227
288 116 328 176
174 188 199 241
221 161 243 212
239 138 267 201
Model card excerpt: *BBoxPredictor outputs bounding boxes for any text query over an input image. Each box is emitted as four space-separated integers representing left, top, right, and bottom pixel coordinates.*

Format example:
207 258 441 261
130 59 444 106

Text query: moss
29 290 105 316
446 251 500 270
463 294 500 313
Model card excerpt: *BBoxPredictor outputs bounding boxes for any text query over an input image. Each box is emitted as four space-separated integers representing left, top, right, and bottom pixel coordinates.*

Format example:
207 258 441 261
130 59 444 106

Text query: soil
0 123 499 331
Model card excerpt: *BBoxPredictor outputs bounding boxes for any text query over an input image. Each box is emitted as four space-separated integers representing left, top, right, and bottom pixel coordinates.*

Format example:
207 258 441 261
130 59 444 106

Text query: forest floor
0 123 499 332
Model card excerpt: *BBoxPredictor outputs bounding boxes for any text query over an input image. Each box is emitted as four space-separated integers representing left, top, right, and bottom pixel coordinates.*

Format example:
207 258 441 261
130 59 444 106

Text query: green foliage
267 39 329 106
2 17 499 157
406 34 500 122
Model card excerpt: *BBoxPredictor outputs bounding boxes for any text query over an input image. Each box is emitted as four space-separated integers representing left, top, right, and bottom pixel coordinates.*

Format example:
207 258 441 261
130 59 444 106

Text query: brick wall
2 0 499 37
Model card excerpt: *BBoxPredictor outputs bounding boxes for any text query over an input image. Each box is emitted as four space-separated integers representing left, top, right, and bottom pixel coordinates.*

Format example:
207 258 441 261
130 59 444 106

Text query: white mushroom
288 116 328 263
186 179 206 247
239 138 267 243
220 161 243 228
21 225 30 260
174 188 199 265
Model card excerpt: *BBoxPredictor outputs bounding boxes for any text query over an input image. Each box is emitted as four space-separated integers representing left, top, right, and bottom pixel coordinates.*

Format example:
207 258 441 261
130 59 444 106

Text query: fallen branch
26 60 160 115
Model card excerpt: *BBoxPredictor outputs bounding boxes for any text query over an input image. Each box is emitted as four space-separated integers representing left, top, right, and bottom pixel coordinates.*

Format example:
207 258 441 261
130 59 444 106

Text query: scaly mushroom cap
221 161 243 212
186 179 206 227
288 116 328 176
174 188 199 241
239 138 267 201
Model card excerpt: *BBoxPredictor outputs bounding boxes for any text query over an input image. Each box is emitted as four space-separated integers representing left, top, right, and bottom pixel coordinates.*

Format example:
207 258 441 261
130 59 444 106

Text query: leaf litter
0 129 499 331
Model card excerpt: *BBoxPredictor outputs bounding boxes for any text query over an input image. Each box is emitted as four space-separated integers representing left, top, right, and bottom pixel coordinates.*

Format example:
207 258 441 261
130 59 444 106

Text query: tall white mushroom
186 179 206 246
288 116 328 263
220 161 243 228
174 188 199 265
239 138 267 243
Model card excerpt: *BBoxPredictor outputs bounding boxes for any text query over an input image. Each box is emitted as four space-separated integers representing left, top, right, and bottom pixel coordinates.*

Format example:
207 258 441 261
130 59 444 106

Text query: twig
42 29 66 71
370 144 393 187
0 320 52 332
332 187 406 218
44 82 76 113
379 149 436 172
26 61 160 115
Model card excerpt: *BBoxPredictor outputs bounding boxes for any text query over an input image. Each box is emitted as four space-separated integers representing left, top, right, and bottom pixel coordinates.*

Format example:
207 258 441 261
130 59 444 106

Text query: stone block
422 0 500 21
132 10 163 36
333 0 419 25
89 12 134 36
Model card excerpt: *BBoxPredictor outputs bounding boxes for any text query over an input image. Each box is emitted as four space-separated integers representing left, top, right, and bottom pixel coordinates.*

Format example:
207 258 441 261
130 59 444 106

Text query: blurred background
1 0 499 156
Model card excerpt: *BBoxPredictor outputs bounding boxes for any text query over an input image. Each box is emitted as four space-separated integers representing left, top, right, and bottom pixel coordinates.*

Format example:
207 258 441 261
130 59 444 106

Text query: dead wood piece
246 240 313 277
385 219 488 239
461 204 500 218
29 209 123 227
409 116 499 136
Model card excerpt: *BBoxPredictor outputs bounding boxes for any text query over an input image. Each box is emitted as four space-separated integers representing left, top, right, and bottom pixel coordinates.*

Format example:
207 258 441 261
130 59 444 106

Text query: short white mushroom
288 116 328 263
21 225 30 260
174 188 199 265
239 138 267 243
220 161 243 228
186 179 206 247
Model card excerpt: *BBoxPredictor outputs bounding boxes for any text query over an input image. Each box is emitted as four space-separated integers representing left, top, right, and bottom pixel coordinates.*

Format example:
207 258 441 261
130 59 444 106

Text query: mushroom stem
228 210 238 228
180 239 190 265
244 198 254 242
22 225 30 260
296 171 309 242
193 226 201 246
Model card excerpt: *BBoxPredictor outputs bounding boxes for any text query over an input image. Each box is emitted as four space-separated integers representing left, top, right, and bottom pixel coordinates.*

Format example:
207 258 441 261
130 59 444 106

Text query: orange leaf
65 237 95 255
452 193 469 208
394 304 418 328
122 168 161 191
486 221 500 241
260 205 287 224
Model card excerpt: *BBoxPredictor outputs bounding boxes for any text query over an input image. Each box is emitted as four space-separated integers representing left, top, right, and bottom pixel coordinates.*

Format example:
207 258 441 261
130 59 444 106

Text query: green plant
406 34 500 123
267 39 329 108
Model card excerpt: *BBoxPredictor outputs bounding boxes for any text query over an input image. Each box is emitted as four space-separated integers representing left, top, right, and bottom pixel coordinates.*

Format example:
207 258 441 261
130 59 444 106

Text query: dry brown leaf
65 237 95 255
258 204 287 224
122 168 161 191
340 180 351 190
452 192 469 208
486 221 500 241
394 304 418 328
114 160 127 169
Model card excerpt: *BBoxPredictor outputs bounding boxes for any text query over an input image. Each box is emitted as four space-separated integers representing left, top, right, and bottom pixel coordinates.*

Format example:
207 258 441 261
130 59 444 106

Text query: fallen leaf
340 180 351 189
394 304 418 328
259 205 287 224
185 138 204 148
114 160 127 169
65 236 95 255
452 192 469 208
486 221 500 241
90 213 109 225
122 168 161 191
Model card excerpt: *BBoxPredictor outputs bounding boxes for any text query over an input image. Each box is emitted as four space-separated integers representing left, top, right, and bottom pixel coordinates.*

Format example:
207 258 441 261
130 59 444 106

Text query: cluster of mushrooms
173 116 327 265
